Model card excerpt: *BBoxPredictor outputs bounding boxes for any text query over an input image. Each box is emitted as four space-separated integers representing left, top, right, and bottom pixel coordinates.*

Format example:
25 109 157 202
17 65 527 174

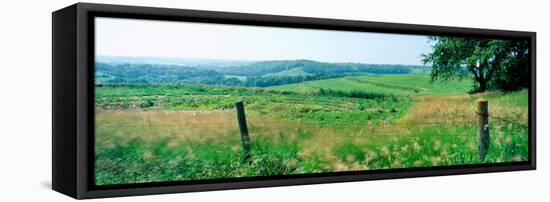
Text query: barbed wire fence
97 100 528 162
97 114 527 130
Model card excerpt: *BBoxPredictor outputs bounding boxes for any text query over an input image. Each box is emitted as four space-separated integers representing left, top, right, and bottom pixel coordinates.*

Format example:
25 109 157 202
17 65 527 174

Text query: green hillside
262 67 313 77
270 74 473 96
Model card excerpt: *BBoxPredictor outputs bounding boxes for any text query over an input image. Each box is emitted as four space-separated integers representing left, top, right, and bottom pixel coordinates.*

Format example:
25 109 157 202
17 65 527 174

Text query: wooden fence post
235 100 251 163
477 99 489 162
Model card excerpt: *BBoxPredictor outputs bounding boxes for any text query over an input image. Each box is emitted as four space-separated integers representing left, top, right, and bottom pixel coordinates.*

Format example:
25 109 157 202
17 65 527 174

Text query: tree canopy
422 36 529 92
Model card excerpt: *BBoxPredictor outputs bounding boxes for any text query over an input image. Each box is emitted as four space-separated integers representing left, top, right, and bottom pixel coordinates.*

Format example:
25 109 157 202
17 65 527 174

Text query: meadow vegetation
95 73 529 185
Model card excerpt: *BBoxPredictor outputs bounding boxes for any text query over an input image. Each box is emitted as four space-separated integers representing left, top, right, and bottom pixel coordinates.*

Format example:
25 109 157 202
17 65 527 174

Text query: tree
422 36 529 92
489 40 530 91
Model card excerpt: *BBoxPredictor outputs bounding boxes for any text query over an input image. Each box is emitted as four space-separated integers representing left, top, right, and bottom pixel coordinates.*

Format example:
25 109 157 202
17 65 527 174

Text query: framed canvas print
52 3 536 199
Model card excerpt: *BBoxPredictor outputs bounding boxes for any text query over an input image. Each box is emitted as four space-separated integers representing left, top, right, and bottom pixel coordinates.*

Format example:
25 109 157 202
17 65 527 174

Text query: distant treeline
216 60 422 76
95 59 428 87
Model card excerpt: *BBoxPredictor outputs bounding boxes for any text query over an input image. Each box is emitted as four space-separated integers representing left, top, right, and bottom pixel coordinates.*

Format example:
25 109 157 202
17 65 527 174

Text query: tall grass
94 76 529 185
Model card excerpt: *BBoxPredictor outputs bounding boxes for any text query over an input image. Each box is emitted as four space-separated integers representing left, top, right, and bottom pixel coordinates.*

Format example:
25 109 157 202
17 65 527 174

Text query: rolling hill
95 56 430 87
270 74 473 96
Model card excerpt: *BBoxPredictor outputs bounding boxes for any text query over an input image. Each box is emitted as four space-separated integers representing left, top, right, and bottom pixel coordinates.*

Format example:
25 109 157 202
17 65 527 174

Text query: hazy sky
95 17 432 65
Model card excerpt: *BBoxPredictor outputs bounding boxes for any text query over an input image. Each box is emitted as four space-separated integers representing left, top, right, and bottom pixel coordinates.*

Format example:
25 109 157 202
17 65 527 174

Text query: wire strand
475 111 529 128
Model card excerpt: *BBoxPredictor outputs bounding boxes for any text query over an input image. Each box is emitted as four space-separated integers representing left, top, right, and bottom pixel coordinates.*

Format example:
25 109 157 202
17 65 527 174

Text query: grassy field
95 74 529 185
270 74 473 96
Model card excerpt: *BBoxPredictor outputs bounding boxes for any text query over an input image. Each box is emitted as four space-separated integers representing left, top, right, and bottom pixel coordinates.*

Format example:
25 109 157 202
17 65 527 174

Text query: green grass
94 74 529 185
95 84 412 124
224 75 247 81
262 67 313 77
270 74 472 96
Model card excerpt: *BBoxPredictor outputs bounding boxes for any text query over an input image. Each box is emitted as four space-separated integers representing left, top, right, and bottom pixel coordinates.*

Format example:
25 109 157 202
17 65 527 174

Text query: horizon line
96 55 429 67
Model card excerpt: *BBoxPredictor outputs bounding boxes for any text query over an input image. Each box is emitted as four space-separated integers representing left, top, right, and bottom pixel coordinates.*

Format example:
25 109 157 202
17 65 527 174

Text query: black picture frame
52 2 536 199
